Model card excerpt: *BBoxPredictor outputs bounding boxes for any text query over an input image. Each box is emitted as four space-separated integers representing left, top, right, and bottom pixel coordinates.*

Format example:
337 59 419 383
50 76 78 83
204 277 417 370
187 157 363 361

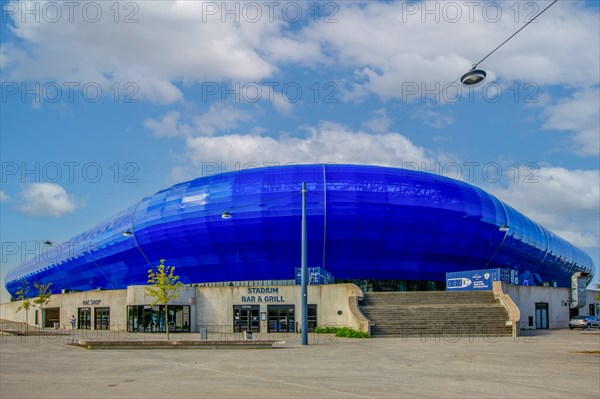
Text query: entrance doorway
233 305 260 333
268 305 296 333
95 307 110 330
535 303 549 329
78 307 91 329
44 308 60 328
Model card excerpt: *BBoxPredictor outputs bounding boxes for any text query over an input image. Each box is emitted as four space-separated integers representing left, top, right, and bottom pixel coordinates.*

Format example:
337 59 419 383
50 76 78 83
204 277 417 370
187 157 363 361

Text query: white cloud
19 183 78 217
145 105 252 137
0 191 9 202
411 106 455 129
362 108 392 133
3 1 279 103
143 111 182 137
542 88 600 156
299 1 599 97
4 1 597 105
182 121 435 168
192 105 252 136
489 167 600 248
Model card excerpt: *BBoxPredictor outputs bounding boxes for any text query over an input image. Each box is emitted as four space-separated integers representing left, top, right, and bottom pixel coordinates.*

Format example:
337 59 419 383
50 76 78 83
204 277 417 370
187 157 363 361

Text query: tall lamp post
300 182 308 346
222 182 309 345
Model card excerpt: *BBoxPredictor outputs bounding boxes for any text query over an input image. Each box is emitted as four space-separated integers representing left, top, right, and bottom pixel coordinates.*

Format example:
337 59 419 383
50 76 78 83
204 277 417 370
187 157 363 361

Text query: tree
146 259 183 340
33 282 53 328
596 283 600 301
15 282 33 331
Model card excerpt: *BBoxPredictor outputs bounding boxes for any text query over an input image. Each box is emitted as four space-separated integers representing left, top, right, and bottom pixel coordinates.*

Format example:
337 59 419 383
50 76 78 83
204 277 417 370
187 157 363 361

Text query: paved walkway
1 325 599 398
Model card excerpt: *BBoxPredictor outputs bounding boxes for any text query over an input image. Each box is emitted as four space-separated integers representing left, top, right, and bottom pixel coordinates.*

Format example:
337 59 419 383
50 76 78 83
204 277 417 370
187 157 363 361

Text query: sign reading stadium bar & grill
241 287 285 303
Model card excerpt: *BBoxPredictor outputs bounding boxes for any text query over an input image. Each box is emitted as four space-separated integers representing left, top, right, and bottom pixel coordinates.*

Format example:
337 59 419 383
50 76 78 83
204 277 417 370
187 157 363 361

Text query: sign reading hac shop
82 299 101 306
241 287 285 303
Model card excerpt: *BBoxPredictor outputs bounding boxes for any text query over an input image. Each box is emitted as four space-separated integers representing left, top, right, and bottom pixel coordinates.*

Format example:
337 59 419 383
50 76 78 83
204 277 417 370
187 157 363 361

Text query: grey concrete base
70 339 278 349
1 329 599 398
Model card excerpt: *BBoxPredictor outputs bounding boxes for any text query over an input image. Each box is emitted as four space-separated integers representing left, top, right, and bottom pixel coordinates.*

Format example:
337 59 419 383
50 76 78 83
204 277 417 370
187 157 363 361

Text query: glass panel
95 307 110 330
267 305 296 333
308 305 317 332
233 305 260 333
127 305 190 333
78 307 91 329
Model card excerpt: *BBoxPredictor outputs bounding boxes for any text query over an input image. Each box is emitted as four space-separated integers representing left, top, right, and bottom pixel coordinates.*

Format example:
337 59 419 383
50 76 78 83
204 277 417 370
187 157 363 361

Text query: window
95 307 110 330
127 305 190 333
268 305 295 333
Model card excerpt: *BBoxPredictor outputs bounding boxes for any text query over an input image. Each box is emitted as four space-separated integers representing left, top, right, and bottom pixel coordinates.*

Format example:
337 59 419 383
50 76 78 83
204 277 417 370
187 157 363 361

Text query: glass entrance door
233 305 260 332
78 307 91 329
535 303 549 329
268 305 296 333
95 307 110 330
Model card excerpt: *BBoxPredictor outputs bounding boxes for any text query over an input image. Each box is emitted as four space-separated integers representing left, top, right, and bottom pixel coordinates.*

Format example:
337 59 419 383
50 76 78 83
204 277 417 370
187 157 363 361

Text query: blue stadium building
5 164 594 297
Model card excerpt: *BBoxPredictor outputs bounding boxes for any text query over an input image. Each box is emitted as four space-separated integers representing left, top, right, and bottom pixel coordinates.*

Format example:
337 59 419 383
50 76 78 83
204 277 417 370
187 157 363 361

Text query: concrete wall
0 289 128 330
3 283 593 333
195 284 365 332
581 290 600 317
0 283 367 333
503 284 570 329
502 285 600 330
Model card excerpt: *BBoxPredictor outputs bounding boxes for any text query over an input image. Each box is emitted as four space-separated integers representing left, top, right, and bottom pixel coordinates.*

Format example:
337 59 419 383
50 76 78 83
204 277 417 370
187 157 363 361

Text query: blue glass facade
5 164 594 297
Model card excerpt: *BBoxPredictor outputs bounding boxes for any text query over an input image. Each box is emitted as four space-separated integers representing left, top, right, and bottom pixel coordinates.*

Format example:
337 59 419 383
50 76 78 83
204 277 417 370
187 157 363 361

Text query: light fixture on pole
123 197 155 271
460 67 487 86
460 0 558 86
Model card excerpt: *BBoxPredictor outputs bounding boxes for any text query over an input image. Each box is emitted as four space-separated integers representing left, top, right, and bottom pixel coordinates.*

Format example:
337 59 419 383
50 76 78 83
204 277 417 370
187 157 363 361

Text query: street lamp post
222 182 309 345
300 182 308 346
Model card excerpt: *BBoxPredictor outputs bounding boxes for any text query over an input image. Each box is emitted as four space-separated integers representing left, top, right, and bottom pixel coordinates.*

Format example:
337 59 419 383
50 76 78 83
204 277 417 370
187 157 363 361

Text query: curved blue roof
5 164 593 296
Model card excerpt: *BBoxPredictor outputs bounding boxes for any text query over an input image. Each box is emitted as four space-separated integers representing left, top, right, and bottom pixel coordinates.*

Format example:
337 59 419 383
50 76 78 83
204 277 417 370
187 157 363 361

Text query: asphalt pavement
1 328 599 398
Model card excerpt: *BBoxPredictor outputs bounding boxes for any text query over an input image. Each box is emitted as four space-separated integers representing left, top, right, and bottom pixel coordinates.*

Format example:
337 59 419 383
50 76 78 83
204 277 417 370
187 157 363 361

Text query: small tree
33 282 53 328
15 282 33 331
596 283 600 301
146 259 183 340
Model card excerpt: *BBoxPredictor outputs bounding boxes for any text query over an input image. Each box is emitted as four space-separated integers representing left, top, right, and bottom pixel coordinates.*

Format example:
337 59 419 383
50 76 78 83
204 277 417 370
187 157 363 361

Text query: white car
569 315 600 329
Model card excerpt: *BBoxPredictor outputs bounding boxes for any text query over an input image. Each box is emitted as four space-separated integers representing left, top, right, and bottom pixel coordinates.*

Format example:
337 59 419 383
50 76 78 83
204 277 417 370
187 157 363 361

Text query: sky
0 0 599 302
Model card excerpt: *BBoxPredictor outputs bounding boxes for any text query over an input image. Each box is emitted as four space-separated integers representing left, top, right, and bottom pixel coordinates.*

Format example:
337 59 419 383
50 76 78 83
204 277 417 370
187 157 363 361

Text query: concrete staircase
359 291 512 337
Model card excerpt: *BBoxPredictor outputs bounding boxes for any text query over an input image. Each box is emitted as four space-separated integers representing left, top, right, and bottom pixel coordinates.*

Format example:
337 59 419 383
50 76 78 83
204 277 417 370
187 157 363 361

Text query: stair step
359 291 511 337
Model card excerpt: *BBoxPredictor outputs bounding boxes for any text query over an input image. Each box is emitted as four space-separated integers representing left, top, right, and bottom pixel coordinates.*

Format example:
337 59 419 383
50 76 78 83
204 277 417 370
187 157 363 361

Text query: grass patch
314 326 370 338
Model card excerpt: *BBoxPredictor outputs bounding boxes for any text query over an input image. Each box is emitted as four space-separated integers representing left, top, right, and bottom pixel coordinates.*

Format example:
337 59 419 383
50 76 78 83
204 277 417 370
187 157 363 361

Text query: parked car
569 315 600 329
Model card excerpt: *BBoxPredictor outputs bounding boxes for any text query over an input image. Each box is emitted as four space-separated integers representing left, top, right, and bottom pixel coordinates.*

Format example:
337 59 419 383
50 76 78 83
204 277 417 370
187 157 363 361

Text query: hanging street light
460 67 487 86
460 0 557 86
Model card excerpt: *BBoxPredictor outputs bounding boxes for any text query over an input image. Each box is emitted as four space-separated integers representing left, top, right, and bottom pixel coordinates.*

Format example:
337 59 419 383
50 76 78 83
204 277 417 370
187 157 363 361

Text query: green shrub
314 326 370 338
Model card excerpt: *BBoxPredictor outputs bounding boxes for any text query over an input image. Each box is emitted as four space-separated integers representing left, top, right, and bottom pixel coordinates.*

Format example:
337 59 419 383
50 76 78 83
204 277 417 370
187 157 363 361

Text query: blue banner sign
446 268 516 291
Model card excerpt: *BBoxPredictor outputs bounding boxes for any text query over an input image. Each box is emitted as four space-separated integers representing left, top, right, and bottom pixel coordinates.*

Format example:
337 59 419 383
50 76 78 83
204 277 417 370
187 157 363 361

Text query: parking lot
1 329 599 398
